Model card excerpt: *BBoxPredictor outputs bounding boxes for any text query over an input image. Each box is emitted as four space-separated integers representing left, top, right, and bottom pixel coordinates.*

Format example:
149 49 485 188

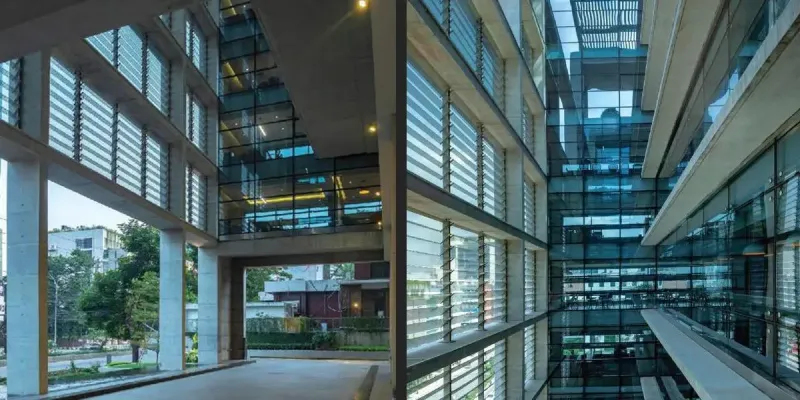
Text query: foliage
341 317 389 332
247 343 314 350
245 267 292 302
246 332 315 344
80 219 198 342
49 225 111 233
329 263 355 280
126 271 159 345
48 250 95 342
246 316 314 333
186 333 199 364
311 332 337 350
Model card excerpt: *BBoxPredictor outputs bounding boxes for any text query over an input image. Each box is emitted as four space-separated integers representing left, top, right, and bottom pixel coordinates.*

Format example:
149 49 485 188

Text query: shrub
247 343 314 350
311 332 337 350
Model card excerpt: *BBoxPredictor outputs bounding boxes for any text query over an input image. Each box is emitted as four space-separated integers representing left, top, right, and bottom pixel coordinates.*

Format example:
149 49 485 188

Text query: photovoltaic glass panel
449 106 479 206
482 135 505 220
118 26 144 91
484 236 506 324
86 30 115 64
145 134 169 207
450 225 479 338
407 211 445 350
116 114 144 194
407 62 444 187
49 58 77 156
79 84 114 179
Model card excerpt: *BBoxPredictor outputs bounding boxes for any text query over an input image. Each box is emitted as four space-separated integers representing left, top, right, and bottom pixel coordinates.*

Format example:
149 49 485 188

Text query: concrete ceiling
0 0 199 62
251 0 378 158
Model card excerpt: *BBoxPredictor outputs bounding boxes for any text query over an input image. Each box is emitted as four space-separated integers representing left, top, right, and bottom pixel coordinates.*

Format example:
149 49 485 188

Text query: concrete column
197 246 220 364
229 264 246 360
208 0 221 26
506 240 526 398
6 50 50 396
159 229 186 371
218 257 232 362
506 147 525 231
168 144 187 219
170 10 189 52
534 317 549 391
500 0 523 44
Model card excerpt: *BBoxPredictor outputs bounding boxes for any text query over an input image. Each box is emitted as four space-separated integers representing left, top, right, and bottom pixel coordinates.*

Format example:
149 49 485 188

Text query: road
0 352 158 378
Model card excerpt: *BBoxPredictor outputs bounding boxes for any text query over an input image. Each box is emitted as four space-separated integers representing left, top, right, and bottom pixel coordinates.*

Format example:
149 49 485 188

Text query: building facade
48 227 126 274
0 0 396 396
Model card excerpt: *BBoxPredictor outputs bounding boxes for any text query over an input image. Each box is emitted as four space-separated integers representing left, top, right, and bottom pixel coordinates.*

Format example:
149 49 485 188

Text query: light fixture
353 302 360 308
356 0 368 10
359 189 370 195
368 124 377 134
787 232 800 248
742 242 766 256
375 191 381 196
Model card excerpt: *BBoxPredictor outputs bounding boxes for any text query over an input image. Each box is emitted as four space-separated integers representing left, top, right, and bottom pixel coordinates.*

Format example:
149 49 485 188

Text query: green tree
330 263 355 280
245 267 292 302
48 250 95 345
127 271 160 363
79 219 202 359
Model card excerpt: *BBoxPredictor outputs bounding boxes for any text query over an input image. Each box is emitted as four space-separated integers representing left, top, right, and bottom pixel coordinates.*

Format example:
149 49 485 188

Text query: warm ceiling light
353 302 360 308
359 189 370 195
375 191 381 196
357 0 368 10
368 124 377 133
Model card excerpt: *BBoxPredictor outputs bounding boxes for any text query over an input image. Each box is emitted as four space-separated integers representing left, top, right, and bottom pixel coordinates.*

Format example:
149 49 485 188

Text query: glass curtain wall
545 0 690 397
217 1 381 240
658 124 800 395
672 0 792 176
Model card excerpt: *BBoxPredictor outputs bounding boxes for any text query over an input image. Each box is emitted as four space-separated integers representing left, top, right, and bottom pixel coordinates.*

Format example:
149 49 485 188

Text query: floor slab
87 359 386 400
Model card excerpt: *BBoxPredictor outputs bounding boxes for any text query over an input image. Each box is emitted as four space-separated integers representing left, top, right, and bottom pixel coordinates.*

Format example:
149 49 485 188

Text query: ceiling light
359 189 370 195
368 124 377 133
357 0 368 10
375 191 380 196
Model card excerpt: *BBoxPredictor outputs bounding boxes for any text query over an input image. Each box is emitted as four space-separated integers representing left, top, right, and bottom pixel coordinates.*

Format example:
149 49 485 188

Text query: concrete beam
0 0 199 63
641 0 678 110
641 0 721 178
408 173 547 250
215 230 384 258
642 2 800 245
230 249 385 268
640 0 655 45
407 0 546 185
52 39 217 180
641 309 772 400
251 0 378 158
641 377 662 400
0 121 215 247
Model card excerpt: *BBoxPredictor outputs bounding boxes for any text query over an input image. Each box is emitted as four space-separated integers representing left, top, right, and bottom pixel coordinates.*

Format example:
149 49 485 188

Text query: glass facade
217 1 381 240
672 0 792 176
545 0 693 397
658 125 800 394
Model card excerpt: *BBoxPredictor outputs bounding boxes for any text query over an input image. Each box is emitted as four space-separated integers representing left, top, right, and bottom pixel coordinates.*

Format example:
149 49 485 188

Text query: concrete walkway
87 359 388 400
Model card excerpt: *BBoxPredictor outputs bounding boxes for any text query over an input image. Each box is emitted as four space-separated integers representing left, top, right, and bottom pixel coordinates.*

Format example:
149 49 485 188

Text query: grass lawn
106 361 157 370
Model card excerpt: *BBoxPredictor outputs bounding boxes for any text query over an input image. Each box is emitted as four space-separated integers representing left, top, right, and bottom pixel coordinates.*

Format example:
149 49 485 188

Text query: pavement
0 352 157 378
87 359 389 400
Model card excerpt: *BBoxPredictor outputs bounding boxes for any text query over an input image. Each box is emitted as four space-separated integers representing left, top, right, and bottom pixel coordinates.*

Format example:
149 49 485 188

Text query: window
75 238 93 249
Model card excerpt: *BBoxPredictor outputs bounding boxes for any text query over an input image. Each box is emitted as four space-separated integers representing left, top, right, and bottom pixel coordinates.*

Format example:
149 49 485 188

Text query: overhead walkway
641 309 797 400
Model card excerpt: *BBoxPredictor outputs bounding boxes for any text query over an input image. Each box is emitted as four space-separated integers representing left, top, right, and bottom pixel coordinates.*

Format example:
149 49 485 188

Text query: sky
0 160 131 231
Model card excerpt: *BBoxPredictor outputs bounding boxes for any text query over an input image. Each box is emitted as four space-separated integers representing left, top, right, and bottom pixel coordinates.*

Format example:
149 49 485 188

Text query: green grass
106 361 156 370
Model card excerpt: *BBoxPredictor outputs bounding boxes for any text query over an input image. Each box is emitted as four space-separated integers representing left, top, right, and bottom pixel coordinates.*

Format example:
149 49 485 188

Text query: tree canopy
245 267 292 302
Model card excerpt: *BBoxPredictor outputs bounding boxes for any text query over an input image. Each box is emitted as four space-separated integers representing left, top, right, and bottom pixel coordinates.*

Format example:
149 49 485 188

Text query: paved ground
0 353 156 378
88 359 388 400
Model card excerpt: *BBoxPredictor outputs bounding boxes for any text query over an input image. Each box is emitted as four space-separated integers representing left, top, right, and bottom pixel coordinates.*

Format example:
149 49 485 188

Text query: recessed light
357 0 368 10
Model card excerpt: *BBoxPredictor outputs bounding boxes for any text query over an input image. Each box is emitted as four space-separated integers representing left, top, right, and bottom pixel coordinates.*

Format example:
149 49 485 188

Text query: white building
48 227 126 274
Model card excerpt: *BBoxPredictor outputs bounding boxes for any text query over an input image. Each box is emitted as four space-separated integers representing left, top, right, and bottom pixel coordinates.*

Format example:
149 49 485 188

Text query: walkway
87 359 387 400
